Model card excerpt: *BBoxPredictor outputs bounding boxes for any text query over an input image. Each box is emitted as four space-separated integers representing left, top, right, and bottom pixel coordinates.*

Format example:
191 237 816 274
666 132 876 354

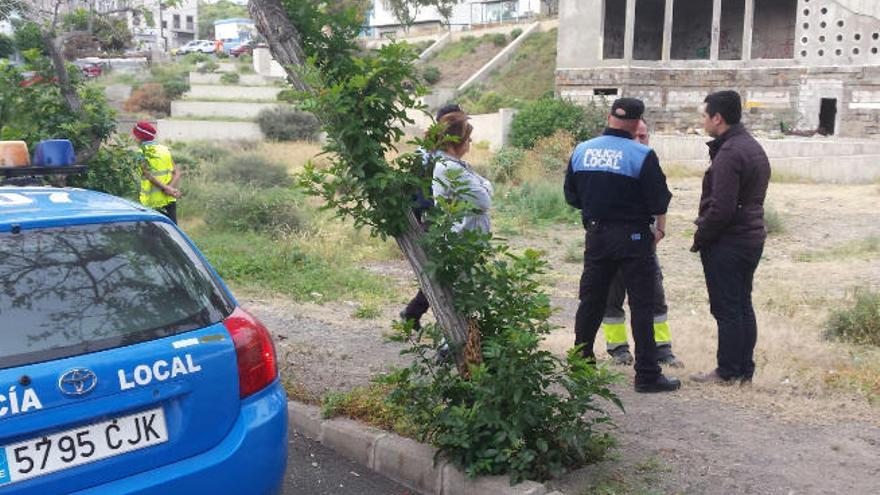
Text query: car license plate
0 407 167 486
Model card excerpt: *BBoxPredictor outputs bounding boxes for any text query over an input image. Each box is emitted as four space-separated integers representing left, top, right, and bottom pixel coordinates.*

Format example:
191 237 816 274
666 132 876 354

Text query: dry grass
528 178 880 421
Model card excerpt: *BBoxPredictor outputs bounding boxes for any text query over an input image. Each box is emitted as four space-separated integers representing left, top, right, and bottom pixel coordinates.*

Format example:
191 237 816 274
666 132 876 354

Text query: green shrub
510 28 523 40
203 185 304 233
464 90 519 114
277 89 298 103
168 141 232 174
238 54 253 64
510 97 605 149
149 64 190 99
532 129 576 175
495 180 579 225
220 72 240 84
256 106 320 141
489 146 527 183
422 65 441 85
197 60 219 73
183 52 210 64
210 152 292 188
825 290 880 347
491 33 508 47
764 206 784 235
217 51 229 59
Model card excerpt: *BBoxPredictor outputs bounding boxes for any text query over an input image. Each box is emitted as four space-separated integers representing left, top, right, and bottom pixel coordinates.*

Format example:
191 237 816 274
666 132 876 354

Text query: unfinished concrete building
556 0 880 137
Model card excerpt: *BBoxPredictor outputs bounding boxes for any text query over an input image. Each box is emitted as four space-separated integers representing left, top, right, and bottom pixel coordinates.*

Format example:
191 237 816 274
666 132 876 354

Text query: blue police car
0 187 288 494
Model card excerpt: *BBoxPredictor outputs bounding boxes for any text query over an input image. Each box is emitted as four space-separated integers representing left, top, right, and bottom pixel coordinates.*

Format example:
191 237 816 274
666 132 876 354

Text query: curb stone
287 401 553 495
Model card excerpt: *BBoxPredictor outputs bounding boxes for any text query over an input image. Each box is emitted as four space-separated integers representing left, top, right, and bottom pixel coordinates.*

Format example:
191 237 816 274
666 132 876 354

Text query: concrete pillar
624 0 636 60
710 0 722 60
742 0 755 61
662 0 674 61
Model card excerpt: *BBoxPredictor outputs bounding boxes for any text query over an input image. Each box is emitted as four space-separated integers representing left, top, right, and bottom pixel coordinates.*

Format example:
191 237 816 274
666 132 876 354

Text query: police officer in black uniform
564 97 681 393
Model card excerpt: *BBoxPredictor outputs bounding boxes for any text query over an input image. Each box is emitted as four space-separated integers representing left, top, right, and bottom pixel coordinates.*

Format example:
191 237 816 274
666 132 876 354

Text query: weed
321 383 416 435
491 33 508 47
197 60 219 73
123 83 169 115
220 72 240 84
764 206 785 235
494 180 580 226
353 304 382 320
510 28 524 39
210 152 293 188
796 236 880 262
201 185 305 233
825 289 880 347
421 65 441 85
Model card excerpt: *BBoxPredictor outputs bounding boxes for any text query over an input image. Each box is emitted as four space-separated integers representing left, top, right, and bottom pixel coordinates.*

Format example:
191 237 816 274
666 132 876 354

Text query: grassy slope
480 28 558 102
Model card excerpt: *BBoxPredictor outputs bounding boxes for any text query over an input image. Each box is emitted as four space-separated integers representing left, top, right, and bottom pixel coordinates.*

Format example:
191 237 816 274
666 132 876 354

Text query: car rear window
0 221 234 369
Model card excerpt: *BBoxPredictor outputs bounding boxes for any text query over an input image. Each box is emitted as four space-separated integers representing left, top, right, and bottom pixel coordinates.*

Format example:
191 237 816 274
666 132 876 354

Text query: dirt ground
243 177 880 494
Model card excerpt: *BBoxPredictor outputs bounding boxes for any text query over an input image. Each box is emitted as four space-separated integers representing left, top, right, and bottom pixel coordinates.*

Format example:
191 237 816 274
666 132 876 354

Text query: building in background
128 0 198 52
556 0 880 137
364 0 547 38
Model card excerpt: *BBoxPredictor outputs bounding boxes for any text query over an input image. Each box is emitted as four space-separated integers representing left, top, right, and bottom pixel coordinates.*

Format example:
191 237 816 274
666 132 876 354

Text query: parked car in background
174 40 214 55
230 40 255 58
74 61 103 78
0 188 288 495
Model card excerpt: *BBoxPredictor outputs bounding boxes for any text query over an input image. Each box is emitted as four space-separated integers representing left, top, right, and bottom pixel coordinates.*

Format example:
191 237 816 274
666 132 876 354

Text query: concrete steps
171 100 281 119
157 119 264 141
184 84 283 101
189 72 277 86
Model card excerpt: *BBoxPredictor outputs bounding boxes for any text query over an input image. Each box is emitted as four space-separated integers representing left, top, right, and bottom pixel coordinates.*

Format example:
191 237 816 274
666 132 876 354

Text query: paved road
282 430 411 495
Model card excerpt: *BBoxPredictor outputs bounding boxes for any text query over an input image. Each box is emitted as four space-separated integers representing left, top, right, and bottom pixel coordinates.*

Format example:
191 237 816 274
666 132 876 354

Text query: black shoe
608 346 634 366
656 346 684 368
634 375 682 393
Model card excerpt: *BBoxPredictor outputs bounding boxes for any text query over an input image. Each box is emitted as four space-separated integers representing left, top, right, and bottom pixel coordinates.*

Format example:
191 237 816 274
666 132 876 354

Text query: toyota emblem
58 368 98 396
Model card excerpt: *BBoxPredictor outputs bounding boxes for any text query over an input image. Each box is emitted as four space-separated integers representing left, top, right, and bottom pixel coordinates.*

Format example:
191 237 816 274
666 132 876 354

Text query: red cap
132 121 157 141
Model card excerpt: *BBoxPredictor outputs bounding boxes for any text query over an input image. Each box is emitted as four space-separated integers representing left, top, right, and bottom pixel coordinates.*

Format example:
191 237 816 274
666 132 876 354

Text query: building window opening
671 0 712 59
720 0 746 60
751 0 797 59
594 88 619 95
603 0 627 59
633 0 665 60
818 98 837 135
173 14 180 30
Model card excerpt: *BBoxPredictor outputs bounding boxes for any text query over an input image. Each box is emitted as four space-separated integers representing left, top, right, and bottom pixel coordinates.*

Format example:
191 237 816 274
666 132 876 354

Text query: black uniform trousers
700 241 764 380
575 220 661 382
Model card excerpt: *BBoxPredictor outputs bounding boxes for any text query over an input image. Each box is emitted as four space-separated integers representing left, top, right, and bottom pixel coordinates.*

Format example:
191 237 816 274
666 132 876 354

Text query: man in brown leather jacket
690 91 771 385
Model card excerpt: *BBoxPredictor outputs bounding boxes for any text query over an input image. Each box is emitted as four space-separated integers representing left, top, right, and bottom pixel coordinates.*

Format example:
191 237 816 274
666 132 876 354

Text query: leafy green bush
463 89 519 114
203 185 304 233
149 64 190 99
209 152 292 188
421 65 441 85
220 72 240 84
168 141 232 174
66 139 141 199
825 290 880 347
510 28 523 40
488 146 527 183
256 106 320 141
183 52 210 64
510 97 605 149
197 60 219 73
13 22 46 54
491 33 508 47
532 129 576 175
277 89 298 103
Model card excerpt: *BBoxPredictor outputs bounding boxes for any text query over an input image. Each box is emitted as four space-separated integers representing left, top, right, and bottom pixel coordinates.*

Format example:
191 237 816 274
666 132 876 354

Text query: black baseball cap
436 103 463 120
609 98 645 121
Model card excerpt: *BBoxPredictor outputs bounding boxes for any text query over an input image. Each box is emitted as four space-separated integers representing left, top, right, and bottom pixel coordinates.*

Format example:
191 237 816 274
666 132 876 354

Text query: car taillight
224 307 278 399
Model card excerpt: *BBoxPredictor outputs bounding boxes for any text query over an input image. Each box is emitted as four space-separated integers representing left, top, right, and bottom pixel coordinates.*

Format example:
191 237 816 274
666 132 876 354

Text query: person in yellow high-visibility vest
601 119 682 367
133 121 181 223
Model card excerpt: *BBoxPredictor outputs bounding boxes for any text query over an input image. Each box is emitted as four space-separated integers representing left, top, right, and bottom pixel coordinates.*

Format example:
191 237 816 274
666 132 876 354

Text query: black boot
634 374 682 393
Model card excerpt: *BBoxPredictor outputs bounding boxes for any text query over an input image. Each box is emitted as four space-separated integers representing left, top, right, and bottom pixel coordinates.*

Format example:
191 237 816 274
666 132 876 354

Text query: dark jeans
402 289 430 325
575 221 660 382
157 202 177 224
605 252 668 320
700 241 764 380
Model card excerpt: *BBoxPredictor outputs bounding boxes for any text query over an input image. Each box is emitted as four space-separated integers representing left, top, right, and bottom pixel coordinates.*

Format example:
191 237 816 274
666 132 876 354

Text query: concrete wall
405 108 518 151
157 119 264 141
185 84 283 101
652 134 880 182
170 101 281 119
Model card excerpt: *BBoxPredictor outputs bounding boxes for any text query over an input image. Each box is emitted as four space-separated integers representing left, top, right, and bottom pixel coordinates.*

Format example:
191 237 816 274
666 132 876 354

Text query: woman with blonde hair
430 111 493 234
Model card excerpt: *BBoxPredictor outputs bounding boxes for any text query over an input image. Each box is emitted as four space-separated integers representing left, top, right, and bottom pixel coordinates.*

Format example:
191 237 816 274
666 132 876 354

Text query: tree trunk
247 0 472 367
